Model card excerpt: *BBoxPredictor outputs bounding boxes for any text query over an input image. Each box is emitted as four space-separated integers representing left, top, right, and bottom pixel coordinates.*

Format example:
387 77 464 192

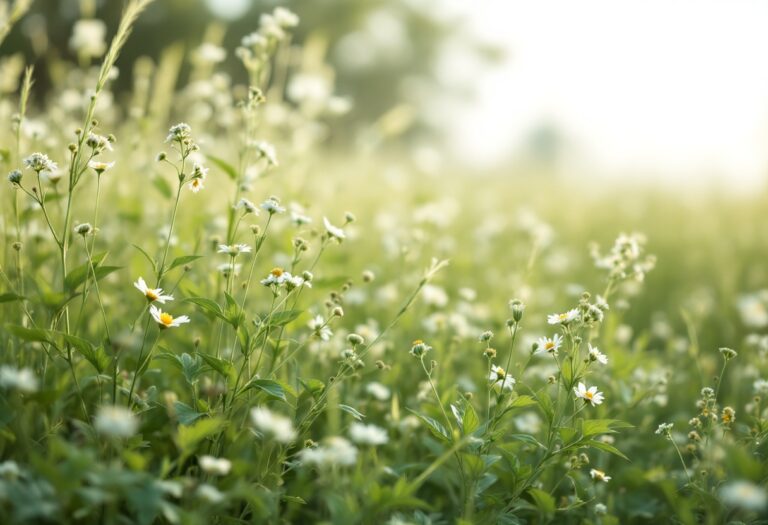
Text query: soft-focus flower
0 366 38 393
134 277 174 303
217 244 252 256
94 405 138 438
69 19 107 57
261 197 286 214
323 217 346 241
251 406 296 443
588 344 608 364
149 305 190 329
548 308 580 326
308 315 333 340
298 436 358 468
590 468 611 482
536 334 563 356
23 152 57 172
489 365 515 391
574 382 604 406
720 481 768 512
198 455 232 476
349 423 388 446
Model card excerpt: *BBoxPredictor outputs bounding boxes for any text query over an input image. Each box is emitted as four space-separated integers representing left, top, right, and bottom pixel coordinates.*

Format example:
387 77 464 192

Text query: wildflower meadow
0 1 767 524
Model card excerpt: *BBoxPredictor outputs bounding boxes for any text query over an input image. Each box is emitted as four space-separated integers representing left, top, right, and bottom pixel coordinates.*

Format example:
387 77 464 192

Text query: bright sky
442 0 768 188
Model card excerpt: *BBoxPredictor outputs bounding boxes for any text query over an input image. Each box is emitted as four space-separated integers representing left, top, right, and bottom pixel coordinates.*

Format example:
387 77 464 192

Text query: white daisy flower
349 423 389 446
251 406 296 443
489 364 515 391
23 152 57 173
308 315 333 341
236 198 259 215
189 177 205 193
198 455 232 476
590 468 611 482
260 267 292 287
574 382 604 406
217 262 242 277
261 197 286 214
94 405 138 438
217 243 252 256
365 382 391 401
134 277 174 304
196 484 225 504
547 308 580 325
588 344 608 364
88 160 114 174
536 333 563 356
149 305 190 329
323 217 346 241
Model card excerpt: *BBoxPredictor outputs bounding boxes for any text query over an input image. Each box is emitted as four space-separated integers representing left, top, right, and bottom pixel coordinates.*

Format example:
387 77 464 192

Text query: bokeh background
4 0 768 191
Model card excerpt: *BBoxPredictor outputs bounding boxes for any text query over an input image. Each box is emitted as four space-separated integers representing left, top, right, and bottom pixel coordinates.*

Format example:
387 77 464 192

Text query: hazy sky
443 0 768 187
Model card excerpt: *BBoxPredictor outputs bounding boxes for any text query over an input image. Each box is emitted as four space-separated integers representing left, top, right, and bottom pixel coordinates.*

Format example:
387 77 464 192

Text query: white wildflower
94 405 138 438
349 423 389 446
250 406 296 443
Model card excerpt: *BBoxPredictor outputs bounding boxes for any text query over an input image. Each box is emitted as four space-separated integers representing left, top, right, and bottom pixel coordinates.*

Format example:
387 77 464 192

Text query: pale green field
1 2 767 524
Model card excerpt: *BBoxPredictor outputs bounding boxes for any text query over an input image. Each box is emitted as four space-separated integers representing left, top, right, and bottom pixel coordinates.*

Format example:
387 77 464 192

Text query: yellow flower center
159 312 174 326
271 267 284 277
545 341 555 350
584 391 594 400
496 367 506 379
146 289 159 301
559 313 569 321
412 339 423 345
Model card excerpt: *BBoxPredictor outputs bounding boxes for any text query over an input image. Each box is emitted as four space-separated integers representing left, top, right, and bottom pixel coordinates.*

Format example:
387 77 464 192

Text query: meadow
1 2 767 523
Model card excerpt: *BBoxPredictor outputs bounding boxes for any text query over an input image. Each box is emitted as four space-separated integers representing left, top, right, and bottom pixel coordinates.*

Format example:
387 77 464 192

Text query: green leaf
339 404 365 421
167 255 202 272
198 353 236 385
175 417 226 456
54 332 110 373
131 244 156 271
508 434 546 449
185 297 226 321
299 378 325 398
224 292 245 328
65 262 121 291
206 154 238 180
174 401 205 425
0 293 24 303
6 325 53 344
580 419 633 438
63 252 109 291
265 309 303 327
462 402 480 435
528 487 556 515
407 408 451 443
245 379 287 402
152 175 172 199
535 392 555 423
586 439 630 461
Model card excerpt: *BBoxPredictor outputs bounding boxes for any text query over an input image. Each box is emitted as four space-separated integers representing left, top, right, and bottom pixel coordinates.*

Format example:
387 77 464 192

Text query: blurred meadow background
1 0 767 523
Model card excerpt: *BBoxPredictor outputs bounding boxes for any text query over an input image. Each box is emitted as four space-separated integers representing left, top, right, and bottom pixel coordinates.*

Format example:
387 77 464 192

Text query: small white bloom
365 382 391 401
590 468 611 482
273 6 299 27
655 422 674 435
548 308 580 325
308 315 332 341
0 366 38 393
149 305 190 329
298 436 358 468
94 405 138 438
588 344 608 364
197 483 225 504
23 152 57 173
720 480 768 512
489 365 515 391
251 140 278 166
349 423 388 446
133 277 174 304
260 267 292 287
251 406 296 443
574 382 604 406
166 122 192 143
69 19 107 57
198 455 232 476
193 43 226 64
217 243 252 256
217 262 242 277
323 217 346 241
535 333 563 356
236 198 259 215
261 197 286 214
88 160 114 174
